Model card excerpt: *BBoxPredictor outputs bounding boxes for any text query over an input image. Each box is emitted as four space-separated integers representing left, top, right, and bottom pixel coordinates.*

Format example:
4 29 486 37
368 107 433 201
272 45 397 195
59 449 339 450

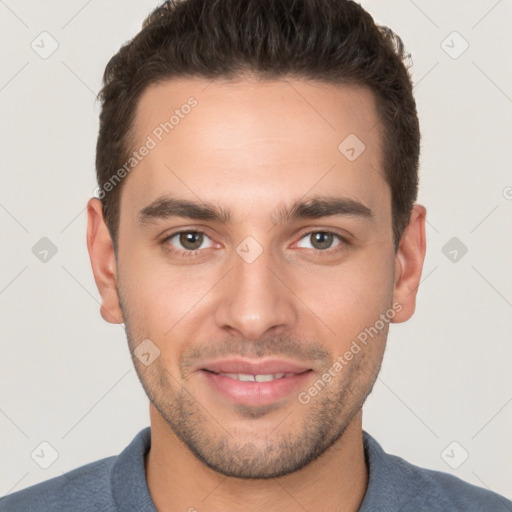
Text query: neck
145 405 368 512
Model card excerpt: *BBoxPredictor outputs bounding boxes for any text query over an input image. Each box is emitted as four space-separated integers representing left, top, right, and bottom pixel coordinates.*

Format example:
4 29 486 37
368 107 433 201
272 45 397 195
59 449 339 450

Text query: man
1 0 510 510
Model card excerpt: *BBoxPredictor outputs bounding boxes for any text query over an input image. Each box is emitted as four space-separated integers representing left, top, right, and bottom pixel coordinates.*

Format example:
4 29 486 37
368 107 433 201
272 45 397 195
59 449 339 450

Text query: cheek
119 232 395 352
120 249 220 335
293 251 395 341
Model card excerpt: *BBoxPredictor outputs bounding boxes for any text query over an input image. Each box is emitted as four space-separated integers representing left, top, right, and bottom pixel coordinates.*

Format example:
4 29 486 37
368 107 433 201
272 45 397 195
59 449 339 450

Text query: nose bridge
214 242 297 339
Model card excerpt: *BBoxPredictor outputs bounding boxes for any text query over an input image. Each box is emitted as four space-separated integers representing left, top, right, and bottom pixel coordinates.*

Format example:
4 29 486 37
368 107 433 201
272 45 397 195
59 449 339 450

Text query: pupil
312 232 332 250
180 232 202 250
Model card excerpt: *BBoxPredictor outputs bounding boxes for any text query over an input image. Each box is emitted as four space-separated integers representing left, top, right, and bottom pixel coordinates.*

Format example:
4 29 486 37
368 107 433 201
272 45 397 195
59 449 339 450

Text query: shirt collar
358 431 400 511
111 427 156 511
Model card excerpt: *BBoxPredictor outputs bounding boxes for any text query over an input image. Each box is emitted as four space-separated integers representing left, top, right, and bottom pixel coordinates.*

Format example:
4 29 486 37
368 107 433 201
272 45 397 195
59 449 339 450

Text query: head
88 0 426 479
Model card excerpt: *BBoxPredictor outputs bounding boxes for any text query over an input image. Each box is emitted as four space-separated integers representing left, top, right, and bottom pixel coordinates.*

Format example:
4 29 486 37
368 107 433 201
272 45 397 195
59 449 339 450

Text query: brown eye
178 231 204 250
296 231 344 252
310 232 334 250
163 230 215 254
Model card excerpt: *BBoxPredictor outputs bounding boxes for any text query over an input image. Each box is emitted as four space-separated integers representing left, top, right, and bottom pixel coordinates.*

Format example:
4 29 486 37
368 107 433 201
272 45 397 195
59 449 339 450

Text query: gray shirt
1 427 510 511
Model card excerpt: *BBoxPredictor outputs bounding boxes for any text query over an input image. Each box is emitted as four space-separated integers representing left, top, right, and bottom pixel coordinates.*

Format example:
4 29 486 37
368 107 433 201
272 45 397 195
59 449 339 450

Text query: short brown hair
96 0 420 252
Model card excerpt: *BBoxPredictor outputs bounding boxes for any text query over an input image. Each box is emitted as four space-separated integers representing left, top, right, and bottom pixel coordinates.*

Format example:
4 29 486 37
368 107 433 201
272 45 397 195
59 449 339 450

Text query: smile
200 367 314 407
215 372 296 382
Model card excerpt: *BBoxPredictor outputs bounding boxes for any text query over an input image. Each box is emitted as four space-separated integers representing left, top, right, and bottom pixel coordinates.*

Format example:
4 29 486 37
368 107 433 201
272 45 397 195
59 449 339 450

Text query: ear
391 204 427 323
86 197 124 324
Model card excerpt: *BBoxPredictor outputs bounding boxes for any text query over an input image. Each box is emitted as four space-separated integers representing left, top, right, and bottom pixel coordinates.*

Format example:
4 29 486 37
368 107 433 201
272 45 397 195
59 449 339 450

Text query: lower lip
200 370 313 406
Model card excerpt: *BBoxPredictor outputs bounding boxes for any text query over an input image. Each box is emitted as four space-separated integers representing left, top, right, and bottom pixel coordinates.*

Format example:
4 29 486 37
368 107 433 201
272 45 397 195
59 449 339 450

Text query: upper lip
198 358 313 375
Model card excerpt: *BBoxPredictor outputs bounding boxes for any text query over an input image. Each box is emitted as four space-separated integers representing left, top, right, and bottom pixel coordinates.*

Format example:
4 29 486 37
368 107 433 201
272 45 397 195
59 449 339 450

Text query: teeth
255 373 284 382
218 372 287 382
238 373 256 382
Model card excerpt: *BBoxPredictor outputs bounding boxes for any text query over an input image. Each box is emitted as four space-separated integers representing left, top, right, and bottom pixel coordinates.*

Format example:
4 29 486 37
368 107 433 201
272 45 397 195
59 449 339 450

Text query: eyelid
160 225 216 242
160 228 348 243
161 228 217 247
293 229 348 251
159 226 350 258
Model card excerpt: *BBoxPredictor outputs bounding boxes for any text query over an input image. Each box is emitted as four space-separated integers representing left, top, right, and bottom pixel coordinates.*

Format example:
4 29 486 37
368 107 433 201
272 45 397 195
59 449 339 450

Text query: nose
213 245 298 340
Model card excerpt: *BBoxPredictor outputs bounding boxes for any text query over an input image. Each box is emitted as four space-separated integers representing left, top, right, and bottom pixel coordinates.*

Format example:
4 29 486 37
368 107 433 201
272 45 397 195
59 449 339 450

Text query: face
88 76 425 479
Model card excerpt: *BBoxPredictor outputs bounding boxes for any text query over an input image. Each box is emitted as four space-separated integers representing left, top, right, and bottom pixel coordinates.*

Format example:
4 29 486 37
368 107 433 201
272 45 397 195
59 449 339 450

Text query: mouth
197 358 315 406
206 371 299 382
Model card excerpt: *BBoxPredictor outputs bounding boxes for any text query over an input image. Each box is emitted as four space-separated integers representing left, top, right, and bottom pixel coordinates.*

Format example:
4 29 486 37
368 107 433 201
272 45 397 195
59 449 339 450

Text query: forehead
122 77 389 224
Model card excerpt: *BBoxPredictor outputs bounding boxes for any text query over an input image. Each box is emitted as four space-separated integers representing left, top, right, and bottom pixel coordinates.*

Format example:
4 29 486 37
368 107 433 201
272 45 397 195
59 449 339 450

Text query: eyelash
161 230 212 259
160 229 349 258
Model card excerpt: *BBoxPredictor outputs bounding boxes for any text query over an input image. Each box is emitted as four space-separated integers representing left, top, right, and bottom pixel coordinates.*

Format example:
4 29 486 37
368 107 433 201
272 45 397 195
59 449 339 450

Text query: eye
296 231 344 251
164 230 216 252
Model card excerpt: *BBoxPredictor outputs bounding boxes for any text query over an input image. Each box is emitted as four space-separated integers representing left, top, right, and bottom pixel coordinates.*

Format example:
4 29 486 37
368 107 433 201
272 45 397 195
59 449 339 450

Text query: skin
87 76 426 512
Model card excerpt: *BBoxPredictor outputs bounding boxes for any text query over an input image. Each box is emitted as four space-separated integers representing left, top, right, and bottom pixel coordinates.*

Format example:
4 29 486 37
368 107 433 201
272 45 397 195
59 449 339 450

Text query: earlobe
86 198 124 324
391 204 427 324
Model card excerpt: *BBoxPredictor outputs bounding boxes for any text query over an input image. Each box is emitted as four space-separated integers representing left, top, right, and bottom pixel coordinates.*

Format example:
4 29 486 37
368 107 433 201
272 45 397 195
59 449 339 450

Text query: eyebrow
138 195 373 226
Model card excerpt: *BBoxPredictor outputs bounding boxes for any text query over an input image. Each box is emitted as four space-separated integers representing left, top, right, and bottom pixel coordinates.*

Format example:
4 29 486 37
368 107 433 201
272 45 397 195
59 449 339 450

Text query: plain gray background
1 0 511 500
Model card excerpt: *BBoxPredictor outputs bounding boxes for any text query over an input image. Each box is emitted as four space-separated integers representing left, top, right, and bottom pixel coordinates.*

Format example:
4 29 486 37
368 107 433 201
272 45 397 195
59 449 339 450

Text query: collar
111 427 156 511
359 431 400 511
